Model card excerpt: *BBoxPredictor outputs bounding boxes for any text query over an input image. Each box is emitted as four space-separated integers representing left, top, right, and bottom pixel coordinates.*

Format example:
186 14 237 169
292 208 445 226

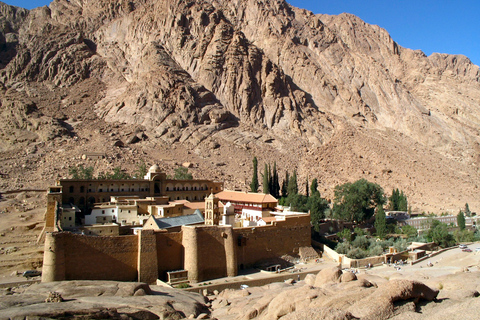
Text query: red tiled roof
215 190 278 204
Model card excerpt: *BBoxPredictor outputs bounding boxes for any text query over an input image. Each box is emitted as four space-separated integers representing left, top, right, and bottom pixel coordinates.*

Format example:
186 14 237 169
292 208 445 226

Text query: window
112 209 114 213
166 187 169 191
99 189 103 192
102 210 105 214
69 217 72 221
80 186 85 193
69 186 74 193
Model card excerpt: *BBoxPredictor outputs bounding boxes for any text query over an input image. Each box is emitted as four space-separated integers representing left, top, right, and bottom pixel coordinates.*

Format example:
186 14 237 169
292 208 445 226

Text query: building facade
58 165 223 210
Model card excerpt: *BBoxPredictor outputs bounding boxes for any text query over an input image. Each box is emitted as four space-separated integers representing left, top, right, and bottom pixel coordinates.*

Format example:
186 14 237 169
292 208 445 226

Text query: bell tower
204 193 220 225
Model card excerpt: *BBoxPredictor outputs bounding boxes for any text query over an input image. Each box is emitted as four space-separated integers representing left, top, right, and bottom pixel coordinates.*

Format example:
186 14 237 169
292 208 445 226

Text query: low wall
185 268 321 295
349 255 385 268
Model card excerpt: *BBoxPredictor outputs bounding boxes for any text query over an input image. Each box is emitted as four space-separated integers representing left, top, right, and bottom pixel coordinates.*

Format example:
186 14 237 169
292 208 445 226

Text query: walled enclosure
42 215 311 283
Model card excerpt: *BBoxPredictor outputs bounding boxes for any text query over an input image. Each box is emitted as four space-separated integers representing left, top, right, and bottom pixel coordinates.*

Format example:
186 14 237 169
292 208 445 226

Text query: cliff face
1 0 480 211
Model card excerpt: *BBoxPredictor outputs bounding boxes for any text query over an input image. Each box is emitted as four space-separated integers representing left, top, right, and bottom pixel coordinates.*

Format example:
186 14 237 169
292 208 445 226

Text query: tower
204 193 220 225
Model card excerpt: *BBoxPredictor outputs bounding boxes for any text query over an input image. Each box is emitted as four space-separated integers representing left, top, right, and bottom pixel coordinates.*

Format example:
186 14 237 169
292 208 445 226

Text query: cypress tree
375 205 387 239
306 176 309 198
263 163 270 194
398 190 408 211
465 203 471 217
288 170 298 196
272 162 280 198
457 210 466 230
310 178 319 197
250 157 259 192
282 171 289 198
268 163 273 194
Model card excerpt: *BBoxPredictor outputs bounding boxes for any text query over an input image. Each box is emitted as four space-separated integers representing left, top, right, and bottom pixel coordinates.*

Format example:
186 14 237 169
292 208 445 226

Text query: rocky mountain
1 0 480 212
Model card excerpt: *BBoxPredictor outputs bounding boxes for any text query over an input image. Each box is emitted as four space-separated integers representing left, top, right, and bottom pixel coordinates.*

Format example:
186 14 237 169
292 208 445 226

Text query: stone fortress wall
42 215 311 284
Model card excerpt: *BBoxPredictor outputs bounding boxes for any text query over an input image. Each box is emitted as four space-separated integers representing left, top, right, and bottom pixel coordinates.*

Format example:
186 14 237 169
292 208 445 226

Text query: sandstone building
40 169 312 284
58 165 223 211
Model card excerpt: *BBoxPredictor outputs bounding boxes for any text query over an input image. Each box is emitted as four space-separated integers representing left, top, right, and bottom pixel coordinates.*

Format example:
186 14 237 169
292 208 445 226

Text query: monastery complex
40 165 312 284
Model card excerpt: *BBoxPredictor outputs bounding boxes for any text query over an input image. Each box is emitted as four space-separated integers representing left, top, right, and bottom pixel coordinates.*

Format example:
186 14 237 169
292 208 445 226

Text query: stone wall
156 231 184 281
42 215 311 284
183 225 236 283
234 215 311 269
43 232 139 282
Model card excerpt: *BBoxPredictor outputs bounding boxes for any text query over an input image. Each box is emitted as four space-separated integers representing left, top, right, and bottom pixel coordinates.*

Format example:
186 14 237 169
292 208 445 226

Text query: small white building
220 202 235 226
61 204 79 229
85 205 118 225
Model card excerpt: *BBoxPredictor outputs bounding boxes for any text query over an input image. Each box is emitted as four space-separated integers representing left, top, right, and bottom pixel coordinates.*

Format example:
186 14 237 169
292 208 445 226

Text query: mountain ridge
1 0 479 212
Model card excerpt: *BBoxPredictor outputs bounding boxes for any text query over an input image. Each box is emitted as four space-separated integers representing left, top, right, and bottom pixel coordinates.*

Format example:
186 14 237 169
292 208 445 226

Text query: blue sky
5 0 480 66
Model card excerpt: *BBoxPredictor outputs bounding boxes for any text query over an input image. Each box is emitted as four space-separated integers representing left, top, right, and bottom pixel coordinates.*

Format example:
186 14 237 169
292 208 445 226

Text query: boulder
314 266 343 287
340 271 357 283
349 279 439 319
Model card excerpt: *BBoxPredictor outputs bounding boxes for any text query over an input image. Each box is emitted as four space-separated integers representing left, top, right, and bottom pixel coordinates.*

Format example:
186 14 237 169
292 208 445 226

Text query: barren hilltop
1 0 480 212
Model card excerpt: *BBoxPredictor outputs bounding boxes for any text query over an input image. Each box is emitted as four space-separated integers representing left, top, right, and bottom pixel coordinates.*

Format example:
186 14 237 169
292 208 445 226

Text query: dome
148 164 160 173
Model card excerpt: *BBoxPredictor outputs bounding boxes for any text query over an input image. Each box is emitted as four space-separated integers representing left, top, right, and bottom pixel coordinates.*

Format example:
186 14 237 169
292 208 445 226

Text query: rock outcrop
209 267 442 320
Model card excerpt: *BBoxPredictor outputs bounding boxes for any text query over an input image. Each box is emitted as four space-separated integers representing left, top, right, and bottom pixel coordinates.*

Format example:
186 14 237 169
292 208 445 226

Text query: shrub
370 245 384 256
347 247 368 259
336 242 350 255
352 235 370 250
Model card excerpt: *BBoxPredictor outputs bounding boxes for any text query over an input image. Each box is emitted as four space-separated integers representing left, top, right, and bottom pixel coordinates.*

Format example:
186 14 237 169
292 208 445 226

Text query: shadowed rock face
1 0 480 210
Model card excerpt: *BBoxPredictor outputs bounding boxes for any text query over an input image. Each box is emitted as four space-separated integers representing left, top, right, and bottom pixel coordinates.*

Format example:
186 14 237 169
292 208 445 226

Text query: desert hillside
1 0 480 212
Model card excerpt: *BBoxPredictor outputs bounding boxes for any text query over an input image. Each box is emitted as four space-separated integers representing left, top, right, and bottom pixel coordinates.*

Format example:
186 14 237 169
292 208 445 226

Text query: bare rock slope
1 0 480 211
3 267 480 320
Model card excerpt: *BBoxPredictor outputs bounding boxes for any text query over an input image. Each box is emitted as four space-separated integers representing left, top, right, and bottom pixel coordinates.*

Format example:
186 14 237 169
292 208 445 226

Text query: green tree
337 228 352 242
401 224 418 239
454 229 475 243
310 178 319 197
250 157 259 192
426 220 455 247
287 193 308 212
398 190 408 211
457 210 466 230
134 161 148 178
465 203 472 217
308 193 329 232
374 205 387 239
306 176 309 198
173 166 193 180
69 165 94 179
332 179 385 223
389 188 408 211
281 171 289 198
287 170 298 196
271 162 280 198
110 167 131 179
263 163 270 194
